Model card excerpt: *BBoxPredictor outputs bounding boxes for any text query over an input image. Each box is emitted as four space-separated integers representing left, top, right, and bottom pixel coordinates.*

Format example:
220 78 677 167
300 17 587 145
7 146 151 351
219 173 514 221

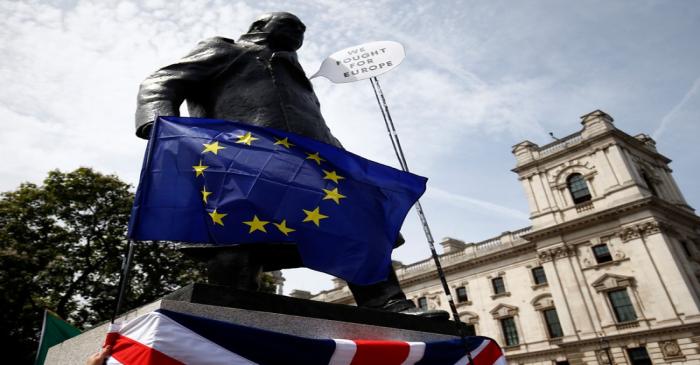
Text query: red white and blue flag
104 309 505 365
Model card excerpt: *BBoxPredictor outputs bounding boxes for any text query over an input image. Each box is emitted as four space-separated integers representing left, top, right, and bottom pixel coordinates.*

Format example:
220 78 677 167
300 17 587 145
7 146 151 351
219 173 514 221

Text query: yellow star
273 220 296 236
322 170 345 184
193 160 209 177
322 187 346 204
236 132 258 146
243 215 269 233
274 137 295 149
306 152 325 165
201 186 212 204
302 206 329 227
202 141 226 155
208 209 227 226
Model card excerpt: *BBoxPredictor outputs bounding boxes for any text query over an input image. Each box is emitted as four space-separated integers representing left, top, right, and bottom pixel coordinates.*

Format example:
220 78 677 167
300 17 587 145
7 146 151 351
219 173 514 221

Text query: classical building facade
307 110 700 365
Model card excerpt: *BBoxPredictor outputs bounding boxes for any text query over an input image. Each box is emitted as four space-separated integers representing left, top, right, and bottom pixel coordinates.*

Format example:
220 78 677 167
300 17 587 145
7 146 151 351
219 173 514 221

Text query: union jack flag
104 309 505 365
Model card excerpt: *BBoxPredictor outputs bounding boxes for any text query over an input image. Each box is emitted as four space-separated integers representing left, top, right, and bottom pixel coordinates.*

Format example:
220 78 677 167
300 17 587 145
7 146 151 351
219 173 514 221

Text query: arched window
567 173 591 204
532 294 564 339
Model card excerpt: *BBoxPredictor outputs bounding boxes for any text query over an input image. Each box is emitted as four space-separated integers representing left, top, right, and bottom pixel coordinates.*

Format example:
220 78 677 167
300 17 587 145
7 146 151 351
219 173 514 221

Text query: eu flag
128 116 427 285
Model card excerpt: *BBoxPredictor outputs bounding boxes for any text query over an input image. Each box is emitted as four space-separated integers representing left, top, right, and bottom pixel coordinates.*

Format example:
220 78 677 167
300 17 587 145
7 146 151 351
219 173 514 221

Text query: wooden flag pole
369 76 474 360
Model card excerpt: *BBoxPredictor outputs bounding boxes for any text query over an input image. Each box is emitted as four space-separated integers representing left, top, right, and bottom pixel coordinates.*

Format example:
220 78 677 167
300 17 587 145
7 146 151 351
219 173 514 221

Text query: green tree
0 168 205 364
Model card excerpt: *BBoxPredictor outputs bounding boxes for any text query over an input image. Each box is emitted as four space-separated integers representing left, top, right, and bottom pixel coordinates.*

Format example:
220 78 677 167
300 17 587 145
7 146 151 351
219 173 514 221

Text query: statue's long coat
135 35 341 148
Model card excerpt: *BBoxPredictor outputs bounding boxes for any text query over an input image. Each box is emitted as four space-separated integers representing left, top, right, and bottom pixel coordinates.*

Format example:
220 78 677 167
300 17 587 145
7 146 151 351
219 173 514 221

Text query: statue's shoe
378 299 450 321
399 306 450 321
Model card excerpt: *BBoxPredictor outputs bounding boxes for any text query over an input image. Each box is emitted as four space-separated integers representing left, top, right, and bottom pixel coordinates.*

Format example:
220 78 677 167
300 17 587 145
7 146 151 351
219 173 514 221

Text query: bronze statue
135 12 446 318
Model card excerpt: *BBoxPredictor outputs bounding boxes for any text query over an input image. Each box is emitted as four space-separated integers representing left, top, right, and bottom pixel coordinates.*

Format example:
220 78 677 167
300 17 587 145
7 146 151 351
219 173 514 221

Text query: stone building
308 110 700 364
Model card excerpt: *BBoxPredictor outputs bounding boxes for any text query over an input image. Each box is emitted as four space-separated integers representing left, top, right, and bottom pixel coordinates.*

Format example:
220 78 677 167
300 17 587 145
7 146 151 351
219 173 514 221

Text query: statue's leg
347 267 414 311
205 247 263 291
181 244 302 291
348 264 449 320
346 233 412 310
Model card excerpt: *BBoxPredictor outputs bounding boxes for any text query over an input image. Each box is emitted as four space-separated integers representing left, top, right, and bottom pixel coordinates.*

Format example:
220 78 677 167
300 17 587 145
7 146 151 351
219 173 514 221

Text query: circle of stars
193 131 348 237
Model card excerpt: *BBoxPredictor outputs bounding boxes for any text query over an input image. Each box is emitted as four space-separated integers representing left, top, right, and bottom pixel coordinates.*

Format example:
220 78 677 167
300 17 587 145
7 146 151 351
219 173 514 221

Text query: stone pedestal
46 284 461 364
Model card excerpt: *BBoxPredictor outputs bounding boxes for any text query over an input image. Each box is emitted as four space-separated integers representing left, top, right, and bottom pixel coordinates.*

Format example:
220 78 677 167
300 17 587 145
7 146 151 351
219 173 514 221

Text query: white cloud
653 76 700 140
0 0 261 191
428 186 529 222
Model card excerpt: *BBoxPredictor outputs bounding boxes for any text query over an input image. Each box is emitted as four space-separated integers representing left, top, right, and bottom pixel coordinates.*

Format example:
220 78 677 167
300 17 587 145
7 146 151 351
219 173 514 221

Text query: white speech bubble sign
310 41 405 83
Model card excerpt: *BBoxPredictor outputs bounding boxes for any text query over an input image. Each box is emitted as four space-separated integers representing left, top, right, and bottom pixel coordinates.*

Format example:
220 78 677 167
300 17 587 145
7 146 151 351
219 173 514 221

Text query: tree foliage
0 168 205 363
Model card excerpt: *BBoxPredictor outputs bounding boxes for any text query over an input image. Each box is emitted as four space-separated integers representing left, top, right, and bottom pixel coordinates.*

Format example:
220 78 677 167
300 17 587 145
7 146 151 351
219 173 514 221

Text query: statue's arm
330 134 343 148
134 37 237 138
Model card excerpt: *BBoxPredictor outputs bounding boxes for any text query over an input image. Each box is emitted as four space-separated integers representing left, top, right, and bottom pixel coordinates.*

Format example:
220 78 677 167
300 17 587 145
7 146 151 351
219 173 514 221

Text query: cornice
649 197 699 225
523 197 700 241
558 321 700 349
399 241 537 287
512 129 672 174
505 322 700 360
523 198 652 240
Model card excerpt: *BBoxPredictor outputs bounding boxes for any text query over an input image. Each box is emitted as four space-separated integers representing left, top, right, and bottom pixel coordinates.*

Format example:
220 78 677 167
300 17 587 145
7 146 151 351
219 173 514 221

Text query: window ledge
582 257 630 271
614 320 640 330
548 337 563 345
663 355 686 361
456 300 472 307
575 200 594 213
531 282 549 290
491 292 511 299
502 344 521 351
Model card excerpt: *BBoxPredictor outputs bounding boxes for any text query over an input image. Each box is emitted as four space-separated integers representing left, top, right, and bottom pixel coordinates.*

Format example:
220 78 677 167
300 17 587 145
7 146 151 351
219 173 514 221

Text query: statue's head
248 12 306 51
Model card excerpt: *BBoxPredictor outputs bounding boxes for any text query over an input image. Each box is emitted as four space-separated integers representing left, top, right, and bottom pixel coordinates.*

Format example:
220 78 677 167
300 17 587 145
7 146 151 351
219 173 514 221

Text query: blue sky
1 0 698 294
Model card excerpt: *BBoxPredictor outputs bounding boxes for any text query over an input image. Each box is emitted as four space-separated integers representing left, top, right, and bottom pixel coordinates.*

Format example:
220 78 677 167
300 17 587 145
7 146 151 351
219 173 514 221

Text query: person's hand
85 345 111 365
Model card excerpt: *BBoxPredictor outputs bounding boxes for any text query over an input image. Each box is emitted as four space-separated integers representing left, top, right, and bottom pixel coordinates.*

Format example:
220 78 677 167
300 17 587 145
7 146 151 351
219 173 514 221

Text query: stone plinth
46 284 461 364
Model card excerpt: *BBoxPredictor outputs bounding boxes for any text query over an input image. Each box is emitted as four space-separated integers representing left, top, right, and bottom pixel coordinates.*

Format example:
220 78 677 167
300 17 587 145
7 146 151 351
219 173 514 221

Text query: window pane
492 277 506 294
543 309 564 338
500 317 519 346
592 244 613 264
608 289 637 322
567 174 591 204
532 267 547 285
456 287 469 302
417 297 428 310
627 347 652 365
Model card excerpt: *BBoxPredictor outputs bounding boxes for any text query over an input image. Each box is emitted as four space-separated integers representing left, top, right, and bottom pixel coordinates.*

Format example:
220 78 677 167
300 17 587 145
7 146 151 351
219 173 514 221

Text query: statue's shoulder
190 36 241 58
197 36 236 47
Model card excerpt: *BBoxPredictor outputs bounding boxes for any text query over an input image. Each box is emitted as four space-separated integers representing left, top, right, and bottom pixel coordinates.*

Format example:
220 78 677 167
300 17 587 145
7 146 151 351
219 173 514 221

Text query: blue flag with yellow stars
128 116 427 285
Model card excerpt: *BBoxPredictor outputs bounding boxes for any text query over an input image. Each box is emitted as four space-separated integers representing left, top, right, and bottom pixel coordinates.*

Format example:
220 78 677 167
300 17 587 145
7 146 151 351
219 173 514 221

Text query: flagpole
34 310 49 365
369 76 474 360
111 117 162 323
111 239 135 323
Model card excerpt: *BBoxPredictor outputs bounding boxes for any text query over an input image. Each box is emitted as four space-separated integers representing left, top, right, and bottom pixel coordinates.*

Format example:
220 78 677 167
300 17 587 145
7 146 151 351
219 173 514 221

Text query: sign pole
369 76 473 357
313 40 475 357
